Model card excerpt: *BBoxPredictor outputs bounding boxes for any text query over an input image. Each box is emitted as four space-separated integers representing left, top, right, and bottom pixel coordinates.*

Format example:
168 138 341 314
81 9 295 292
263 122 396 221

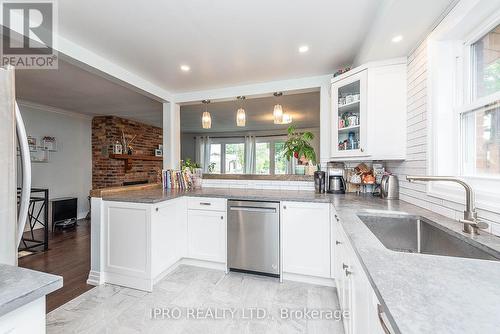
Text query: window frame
209 137 245 174
255 136 292 175
427 1 500 214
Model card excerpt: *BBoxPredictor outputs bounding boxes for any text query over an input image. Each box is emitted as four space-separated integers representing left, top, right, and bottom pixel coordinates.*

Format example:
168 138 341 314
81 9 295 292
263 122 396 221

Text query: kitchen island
89 185 500 334
0 264 62 333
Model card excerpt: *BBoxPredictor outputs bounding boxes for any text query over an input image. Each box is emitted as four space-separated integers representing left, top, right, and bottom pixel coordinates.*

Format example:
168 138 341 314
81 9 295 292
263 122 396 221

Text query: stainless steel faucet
406 176 488 235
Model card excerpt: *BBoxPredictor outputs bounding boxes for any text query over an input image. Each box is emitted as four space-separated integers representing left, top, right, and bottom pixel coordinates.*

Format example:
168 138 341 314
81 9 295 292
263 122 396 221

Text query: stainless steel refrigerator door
227 200 280 275
0 66 17 265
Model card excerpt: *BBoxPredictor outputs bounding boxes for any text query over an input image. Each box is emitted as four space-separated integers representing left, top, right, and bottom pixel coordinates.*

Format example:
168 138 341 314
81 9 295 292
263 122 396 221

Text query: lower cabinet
334 218 395 334
187 199 226 263
282 201 331 278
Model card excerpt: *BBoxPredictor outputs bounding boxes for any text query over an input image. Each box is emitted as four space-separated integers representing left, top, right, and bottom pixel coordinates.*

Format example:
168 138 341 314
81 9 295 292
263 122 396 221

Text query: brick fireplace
92 116 163 189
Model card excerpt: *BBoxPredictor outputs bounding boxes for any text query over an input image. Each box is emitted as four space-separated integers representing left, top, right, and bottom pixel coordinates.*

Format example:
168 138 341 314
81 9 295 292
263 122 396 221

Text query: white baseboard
86 270 103 286
179 258 227 271
105 272 153 292
282 272 335 287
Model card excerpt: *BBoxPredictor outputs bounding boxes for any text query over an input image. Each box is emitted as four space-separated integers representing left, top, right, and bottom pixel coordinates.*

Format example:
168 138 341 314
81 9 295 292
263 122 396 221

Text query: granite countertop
331 195 500 334
0 264 62 317
100 187 332 204
98 187 500 333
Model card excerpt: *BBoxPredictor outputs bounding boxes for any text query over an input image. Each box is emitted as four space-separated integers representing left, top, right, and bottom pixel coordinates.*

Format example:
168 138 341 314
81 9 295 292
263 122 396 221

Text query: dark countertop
0 264 62 317
98 187 500 334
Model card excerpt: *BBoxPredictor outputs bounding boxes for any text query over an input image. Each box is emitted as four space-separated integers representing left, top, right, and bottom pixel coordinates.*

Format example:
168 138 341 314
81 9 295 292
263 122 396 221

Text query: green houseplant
283 125 317 165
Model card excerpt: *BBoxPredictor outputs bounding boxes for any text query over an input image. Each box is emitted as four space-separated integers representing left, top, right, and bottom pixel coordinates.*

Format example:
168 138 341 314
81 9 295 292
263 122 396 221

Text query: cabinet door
151 198 185 277
187 210 226 263
331 70 368 158
282 202 330 278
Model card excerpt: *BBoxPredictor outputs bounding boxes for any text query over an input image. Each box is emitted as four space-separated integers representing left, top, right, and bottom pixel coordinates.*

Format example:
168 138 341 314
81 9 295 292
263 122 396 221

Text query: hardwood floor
18 219 94 313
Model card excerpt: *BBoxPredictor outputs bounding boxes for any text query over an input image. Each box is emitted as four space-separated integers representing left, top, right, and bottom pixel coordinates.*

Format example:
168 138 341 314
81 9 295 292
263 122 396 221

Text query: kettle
380 175 399 199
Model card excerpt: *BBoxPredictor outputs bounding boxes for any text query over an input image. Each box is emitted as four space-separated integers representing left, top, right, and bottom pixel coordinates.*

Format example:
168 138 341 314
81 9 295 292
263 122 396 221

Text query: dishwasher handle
229 206 277 213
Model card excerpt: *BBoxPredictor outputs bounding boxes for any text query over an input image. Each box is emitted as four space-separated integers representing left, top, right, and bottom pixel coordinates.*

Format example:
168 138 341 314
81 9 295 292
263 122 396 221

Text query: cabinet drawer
187 197 226 212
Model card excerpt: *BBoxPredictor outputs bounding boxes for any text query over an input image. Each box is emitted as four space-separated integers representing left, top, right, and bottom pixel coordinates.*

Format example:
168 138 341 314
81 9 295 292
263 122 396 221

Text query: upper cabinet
331 59 407 161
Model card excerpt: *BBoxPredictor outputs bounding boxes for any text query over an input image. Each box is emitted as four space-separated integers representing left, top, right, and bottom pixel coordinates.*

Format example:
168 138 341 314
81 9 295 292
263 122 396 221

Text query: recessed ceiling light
298 45 309 53
180 65 190 72
391 35 403 43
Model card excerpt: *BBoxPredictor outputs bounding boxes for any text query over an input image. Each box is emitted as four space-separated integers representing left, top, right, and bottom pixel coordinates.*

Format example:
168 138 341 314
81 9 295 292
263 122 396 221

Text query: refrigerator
0 65 31 265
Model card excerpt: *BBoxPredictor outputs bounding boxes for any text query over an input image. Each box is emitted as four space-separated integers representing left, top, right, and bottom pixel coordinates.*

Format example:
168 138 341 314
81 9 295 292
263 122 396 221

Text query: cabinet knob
342 263 349 270
155 208 159 212
345 269 352 277
283 206 287 210
335 240 342 245
220 216 224 220
360 148 364 152
334 214 339 222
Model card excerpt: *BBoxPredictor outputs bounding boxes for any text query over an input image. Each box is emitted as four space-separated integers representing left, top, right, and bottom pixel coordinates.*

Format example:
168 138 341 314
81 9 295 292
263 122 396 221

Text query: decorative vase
295 165 306 175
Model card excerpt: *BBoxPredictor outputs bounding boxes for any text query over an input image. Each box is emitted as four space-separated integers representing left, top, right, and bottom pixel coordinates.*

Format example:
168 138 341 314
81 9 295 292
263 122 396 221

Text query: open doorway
14 59 163 312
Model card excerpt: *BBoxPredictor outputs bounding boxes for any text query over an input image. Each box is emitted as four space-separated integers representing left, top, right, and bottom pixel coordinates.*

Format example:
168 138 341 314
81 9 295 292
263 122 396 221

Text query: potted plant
283 126 317 174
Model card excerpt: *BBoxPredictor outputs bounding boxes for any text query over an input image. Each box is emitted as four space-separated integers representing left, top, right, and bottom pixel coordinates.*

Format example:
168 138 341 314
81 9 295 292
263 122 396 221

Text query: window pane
255 142 270 174
462 102 500 176
274 141 288 174
225 143 245 174
209 144 221 174
473 24 500 99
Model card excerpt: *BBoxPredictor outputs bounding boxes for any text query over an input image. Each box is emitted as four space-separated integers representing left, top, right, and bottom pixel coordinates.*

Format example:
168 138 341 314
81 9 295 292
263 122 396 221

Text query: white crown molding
16 99 93 120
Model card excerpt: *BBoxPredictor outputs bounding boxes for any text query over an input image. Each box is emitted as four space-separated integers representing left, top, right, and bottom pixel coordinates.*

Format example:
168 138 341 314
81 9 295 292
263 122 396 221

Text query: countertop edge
0 267 63 318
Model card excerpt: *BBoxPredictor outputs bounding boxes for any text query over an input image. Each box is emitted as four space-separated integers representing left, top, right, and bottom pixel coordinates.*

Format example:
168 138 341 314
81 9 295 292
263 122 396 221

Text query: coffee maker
326 162 346 194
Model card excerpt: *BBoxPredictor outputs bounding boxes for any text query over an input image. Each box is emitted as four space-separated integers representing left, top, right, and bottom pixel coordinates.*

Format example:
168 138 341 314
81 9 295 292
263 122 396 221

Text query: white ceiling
15 60 163 127
180 91 320 133
57 0 456 93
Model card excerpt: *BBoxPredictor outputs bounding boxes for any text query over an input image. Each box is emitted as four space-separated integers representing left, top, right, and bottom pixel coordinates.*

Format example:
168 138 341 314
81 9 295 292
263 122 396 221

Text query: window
428 5 500 211
274 141 288 174
459 23 500 178
209 143 221 173
225 143 244 174
471 24 500 99
203 136 292 175
462 102 500 176
255 142 270 174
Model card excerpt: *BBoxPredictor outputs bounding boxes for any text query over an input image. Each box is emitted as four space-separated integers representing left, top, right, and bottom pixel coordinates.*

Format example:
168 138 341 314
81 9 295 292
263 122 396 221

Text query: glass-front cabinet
331 70 368 157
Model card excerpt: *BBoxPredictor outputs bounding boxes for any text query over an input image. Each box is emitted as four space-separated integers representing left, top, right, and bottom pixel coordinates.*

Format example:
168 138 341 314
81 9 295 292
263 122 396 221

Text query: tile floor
47 265 345 333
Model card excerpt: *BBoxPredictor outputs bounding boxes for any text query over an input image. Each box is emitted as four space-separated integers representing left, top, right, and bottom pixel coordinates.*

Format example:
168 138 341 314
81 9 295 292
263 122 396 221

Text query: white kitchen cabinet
282 201 331 278
334 217 378 334
331 59 407 160
187 197 226 263
102 198 187 291
151 197 187 278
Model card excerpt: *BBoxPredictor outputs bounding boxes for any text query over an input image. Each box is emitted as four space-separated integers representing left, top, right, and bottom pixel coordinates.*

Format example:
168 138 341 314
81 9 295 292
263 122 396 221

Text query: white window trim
209 138 245 174
427 0 500 214
255 136 291 175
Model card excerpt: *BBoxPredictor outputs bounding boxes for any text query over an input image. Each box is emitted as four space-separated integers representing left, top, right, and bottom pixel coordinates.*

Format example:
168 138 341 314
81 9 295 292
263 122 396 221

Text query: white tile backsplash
202 179 315 191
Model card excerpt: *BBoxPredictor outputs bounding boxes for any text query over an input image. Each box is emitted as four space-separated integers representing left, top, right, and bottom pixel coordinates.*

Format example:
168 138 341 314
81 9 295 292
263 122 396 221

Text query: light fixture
201 100 211 129
281 112 292 124
391 35 403 43
236 96 246 127
298 45 309 53
273 92 284 124
180 64 190 72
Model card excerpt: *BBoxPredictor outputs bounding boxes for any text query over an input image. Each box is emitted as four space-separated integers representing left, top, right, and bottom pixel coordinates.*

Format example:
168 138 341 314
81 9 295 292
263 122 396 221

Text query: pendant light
273 92 283 124
201 100 211 129
236 96 246 127
281 112 292 124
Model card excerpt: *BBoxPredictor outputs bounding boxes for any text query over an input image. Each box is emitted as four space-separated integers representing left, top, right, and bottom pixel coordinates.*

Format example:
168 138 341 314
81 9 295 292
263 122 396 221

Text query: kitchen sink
357 212 500 261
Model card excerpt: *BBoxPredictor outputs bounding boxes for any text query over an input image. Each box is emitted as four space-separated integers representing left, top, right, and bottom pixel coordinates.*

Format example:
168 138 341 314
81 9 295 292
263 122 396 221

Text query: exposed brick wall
92 116 163 189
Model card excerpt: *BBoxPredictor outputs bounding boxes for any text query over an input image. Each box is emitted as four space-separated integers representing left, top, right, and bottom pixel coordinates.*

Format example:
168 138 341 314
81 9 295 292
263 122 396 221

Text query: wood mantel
109 154 162 172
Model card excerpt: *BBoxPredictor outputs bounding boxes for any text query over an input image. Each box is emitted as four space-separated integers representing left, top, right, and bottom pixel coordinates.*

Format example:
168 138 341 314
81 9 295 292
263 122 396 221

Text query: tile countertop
0 264 62 317
98 188 500 334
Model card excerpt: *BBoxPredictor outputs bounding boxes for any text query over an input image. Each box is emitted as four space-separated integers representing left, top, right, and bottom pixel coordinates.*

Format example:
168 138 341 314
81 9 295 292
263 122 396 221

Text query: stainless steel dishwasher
227 200 280 277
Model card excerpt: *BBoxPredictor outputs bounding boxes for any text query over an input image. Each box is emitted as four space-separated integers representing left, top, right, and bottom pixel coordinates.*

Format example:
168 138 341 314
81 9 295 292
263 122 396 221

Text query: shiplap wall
386 39 500 236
